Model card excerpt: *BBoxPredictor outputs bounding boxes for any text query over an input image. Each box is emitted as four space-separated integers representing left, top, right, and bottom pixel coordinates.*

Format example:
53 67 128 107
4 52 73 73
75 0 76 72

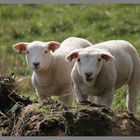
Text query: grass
0 4 140 116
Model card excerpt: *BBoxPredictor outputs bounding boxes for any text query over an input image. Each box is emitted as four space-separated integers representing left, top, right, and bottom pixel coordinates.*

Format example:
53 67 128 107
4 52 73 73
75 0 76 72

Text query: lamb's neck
34 54 66 86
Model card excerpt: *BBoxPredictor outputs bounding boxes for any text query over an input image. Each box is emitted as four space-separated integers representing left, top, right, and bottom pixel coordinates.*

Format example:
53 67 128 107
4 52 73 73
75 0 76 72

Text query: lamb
12 37 93 107
66 40 140 115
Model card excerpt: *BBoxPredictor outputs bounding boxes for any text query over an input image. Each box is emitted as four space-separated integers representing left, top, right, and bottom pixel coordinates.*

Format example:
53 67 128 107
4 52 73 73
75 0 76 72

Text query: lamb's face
12 41 60 71
25 42 52 71
66 48 115 84
76 51 103 83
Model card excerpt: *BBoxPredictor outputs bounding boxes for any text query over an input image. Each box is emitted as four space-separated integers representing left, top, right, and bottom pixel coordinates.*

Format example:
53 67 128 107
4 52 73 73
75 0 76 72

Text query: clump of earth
0 73 140 136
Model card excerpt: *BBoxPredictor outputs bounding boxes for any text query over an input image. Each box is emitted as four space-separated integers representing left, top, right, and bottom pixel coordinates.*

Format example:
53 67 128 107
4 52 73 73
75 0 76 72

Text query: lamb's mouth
33 66 41 71
86 77 93 82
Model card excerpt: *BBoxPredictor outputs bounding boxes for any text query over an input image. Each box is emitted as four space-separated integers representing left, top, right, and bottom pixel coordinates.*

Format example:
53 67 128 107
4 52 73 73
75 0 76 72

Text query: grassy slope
0 4 140 116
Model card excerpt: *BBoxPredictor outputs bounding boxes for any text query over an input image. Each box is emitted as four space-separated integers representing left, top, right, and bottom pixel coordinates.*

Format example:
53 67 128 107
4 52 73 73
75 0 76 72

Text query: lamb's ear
65 51 79 62
101 52 115 62
12 42 29 53
47 41 60 52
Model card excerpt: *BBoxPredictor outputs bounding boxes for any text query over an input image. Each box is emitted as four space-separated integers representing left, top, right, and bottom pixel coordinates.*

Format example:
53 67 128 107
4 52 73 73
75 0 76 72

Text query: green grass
0 4 140 116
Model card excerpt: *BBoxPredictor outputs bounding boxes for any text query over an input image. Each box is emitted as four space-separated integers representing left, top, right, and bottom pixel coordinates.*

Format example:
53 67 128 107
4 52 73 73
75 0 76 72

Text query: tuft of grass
113 86 128 111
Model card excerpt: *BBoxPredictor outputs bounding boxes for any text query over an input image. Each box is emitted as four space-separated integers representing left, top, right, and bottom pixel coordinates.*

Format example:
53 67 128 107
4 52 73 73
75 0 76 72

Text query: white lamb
66 40 140 115
12 37 92 107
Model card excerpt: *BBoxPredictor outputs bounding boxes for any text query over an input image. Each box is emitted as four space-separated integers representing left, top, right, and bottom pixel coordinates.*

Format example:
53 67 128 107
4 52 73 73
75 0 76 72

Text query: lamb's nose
33 62 40 67
85 72 92 78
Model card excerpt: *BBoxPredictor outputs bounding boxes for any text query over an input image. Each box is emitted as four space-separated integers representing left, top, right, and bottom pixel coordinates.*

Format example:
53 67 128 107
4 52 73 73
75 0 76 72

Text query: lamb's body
31 37 93 107
70 40 140 115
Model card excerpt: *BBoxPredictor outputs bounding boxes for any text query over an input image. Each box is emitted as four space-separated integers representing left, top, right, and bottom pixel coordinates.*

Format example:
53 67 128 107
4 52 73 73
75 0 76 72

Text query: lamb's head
12 41 60 71
66 48 115 84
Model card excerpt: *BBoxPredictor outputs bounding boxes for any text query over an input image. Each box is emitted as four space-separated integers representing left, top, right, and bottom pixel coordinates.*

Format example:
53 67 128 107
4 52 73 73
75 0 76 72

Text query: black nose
85 72 92 78
33 62 40 67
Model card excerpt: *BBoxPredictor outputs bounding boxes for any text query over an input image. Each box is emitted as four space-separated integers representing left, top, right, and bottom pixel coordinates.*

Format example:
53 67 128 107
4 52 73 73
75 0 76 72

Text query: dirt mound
65 102 140 136
0 73 32 114
0 74 140 136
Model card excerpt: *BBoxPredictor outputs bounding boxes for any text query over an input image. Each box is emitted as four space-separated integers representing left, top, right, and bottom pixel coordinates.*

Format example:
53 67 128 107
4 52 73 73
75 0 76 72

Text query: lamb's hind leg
127 82 140 116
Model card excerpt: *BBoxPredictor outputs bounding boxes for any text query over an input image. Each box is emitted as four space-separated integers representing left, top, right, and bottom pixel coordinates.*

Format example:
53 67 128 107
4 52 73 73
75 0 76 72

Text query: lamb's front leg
74 85 88 103
59 93 73 108
95 90 114 107
37 92 50 101
88 96 96 104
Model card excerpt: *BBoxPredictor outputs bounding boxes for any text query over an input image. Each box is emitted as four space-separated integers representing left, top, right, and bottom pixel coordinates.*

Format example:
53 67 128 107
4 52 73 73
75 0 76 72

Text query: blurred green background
0 4 140 116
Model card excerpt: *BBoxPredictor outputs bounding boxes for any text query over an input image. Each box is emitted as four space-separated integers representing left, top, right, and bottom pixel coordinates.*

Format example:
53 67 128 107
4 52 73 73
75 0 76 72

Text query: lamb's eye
45 50 47 54
26 51 29 54
77 58 80 62
98 58 101 62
